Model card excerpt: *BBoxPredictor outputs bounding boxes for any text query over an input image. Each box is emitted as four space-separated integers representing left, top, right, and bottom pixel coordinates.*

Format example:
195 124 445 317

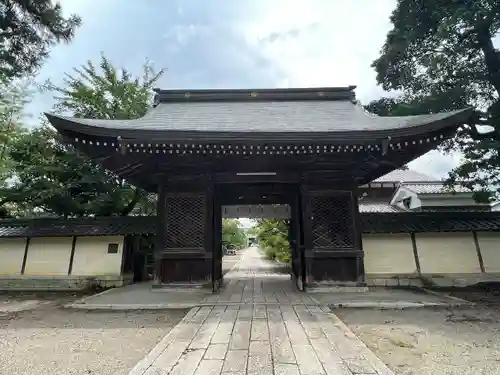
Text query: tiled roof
0 216 157 238
373 169 438 183
418 206 491 212
48 102 469 134
359 201 404 213
1 212 500 238
362 212 500 233
45 87 473 141
401 182 471 194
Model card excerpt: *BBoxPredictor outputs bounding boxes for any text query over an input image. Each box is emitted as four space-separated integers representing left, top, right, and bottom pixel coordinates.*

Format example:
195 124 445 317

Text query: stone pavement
67 246 462 310
129 247 395 375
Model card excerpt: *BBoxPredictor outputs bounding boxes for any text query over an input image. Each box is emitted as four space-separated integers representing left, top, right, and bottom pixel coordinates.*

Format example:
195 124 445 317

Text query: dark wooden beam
472 231 485 273
67 236 77 275
410 233 421 274
20 237 30 275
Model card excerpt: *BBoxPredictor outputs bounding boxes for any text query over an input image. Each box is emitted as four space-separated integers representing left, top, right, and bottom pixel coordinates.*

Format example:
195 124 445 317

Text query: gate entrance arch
214 182 305 291
46 86 474 291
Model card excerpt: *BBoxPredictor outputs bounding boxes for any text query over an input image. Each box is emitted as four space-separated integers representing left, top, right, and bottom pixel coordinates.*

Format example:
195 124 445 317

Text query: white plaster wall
0 238 26 275
24 237 73 275
71 236 124 276
416 232 481 274
476 232 500 273
363 233 417 274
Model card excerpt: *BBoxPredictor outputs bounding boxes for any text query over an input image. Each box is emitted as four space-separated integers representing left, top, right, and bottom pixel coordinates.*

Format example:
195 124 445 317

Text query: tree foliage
253 219 291 263
372 0 500 201
1 56 164 217
222 219 247 249
0 0 81 80
0 80 30 217
0 80 29 182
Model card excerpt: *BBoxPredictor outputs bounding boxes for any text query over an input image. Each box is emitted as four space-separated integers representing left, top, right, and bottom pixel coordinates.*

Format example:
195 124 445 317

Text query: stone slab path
129 247 395 375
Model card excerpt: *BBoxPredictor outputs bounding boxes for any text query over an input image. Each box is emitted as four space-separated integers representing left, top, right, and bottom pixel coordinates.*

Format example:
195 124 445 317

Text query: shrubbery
253 219 291 263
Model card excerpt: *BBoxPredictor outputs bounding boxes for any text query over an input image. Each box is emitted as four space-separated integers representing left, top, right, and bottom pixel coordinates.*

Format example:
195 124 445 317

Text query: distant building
360 169 500 287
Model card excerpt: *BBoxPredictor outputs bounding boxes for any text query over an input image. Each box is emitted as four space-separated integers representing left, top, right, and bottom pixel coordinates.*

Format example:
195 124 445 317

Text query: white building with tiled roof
360 168 488 213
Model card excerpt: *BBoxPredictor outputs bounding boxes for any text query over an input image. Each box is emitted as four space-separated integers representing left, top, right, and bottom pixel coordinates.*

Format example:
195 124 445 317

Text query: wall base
306 281 368 293
0 274 133 291
366 273 500 288
151 282 211 292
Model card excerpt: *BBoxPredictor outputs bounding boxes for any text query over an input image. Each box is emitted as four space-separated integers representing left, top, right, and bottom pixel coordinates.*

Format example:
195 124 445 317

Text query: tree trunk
476 27 500 96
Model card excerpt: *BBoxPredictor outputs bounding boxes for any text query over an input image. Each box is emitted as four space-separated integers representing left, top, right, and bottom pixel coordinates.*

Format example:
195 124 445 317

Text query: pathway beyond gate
129 247 394 375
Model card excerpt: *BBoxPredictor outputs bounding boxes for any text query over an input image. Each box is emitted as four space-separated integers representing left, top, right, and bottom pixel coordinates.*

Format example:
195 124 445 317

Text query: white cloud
230 0 457 176
408 151 462 179
238 0 396 102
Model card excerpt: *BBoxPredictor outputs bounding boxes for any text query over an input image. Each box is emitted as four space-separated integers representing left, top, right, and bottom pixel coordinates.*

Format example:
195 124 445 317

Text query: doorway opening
213 182 306 292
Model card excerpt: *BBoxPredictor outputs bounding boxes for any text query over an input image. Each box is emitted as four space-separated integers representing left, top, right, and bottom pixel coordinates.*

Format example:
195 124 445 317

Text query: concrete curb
419 287 476 305
328 301 470 309
64 301 322 310
64 299 472 311
64 286 120 307
64 302 197 310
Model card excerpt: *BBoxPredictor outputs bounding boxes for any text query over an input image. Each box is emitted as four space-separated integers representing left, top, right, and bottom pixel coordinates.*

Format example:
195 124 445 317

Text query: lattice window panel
310 193 355 249
164 194 206 249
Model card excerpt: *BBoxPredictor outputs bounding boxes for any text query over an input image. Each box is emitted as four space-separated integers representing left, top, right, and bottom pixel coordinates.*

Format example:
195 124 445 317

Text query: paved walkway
129 247 395 375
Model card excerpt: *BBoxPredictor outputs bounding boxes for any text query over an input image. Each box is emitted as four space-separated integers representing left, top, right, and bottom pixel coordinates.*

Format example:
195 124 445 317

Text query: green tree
372 1 500 200
1 56 164 217
222 219 246 249
0 0 81 81
253 219 291 263
0 81 29 180
0 81 31 217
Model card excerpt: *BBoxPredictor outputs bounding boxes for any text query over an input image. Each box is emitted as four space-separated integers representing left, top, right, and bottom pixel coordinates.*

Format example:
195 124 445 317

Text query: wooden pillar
154 175 214 285
292 186 307 290
212 191 223 291
352 187 365 283
154 184 166 284
301 181 365 286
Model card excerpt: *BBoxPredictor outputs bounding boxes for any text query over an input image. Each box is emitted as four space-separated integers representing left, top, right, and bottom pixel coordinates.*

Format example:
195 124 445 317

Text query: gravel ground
0 294 187 375
336 305 500 375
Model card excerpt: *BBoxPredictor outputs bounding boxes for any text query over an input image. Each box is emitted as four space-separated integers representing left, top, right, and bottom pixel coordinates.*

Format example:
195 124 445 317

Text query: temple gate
46 86 474 291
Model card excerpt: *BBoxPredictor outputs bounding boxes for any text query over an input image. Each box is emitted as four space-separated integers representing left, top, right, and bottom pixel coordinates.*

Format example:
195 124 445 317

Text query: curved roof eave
45 107 474 143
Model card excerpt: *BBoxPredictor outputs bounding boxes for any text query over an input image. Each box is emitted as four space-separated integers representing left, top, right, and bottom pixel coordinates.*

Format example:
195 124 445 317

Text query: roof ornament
381 136 391 155
152 93 160 107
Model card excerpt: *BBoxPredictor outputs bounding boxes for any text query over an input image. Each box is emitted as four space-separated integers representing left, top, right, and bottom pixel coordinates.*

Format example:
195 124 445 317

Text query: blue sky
29 0 468 177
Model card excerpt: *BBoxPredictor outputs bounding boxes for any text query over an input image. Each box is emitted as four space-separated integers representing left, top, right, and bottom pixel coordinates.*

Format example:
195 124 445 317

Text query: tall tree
2 56 165 217
0 80 29 181
0 80 30 217
372 0 500 200
0 0 81 81
222 219 246 249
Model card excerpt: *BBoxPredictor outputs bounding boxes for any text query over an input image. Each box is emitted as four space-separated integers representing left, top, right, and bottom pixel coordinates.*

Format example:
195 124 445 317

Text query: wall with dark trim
363 231 500 287
0 235 132 291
